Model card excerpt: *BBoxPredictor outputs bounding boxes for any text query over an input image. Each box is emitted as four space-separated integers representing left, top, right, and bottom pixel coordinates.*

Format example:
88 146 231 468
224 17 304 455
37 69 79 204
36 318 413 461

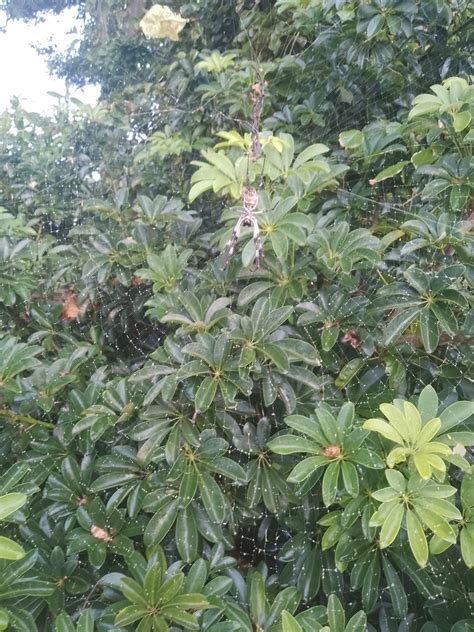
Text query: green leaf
0 493 27 519
0 609 8 632
381 556 408 618
249 572 268 626
367 13 384 37
155 571 184 605
115 605 148 627
322 461 340 507
345 611 367 632
0 536 26 560
404 268 430 294
337 402 354 433
461 471 474 508
335 358 366 389
349 448 385 469
77 610 94 632
341 460 359 497
431 302 458 337
383 307 420 345
54 613 75 632
121 577 148 607
419 307 439 352
259 343 289 371
198 472 226 524
143 562 163 605
385 469 406 492
362 555 380 612
379 503 404 548
285 414 326 443
265 586 301 628
460 526 474 568
287 456 329 483
161 607 199 629
206 456 247 483
414 506 456 543
144 500 179 547
281 610 303 632
369 161 408 185
439 401 474 432
452 110 471 132
417 385 438 423
267 435 320 455
321 326 339 351
339 129 364 149
168 593 210 609
179 465 198 507
327 594 345 631
195 377 218 412
363 418 403 443
176 507 198 563
270 231 289 261
406 508 428 567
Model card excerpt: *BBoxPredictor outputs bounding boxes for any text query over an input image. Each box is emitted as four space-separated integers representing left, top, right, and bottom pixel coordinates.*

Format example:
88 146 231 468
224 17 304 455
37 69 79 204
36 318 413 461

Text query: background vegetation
0 1 472 630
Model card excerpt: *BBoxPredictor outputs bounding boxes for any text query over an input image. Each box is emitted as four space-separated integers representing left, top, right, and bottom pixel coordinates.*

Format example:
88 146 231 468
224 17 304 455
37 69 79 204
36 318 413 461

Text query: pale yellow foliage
140 4 188 41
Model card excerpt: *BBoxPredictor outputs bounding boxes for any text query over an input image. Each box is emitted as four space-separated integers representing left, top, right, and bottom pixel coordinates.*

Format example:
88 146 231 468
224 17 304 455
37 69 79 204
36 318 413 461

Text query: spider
222 185 263 268
221 78 266 269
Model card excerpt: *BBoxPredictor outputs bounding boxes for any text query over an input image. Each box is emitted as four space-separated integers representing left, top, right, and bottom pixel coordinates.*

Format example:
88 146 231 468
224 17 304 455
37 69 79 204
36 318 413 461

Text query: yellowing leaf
403 401 422 436
415 417 441 446
379 403 411 441
363 418 404 444
140 4 188 41
270 137 284 152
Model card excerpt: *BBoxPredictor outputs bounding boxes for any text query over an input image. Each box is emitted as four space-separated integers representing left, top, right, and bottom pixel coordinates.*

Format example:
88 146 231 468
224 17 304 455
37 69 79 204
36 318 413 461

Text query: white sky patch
0 8 99 114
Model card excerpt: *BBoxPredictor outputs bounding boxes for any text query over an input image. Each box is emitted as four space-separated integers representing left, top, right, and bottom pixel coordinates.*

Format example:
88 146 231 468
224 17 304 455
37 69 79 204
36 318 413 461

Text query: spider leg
222 216 244 263
250 216 263 268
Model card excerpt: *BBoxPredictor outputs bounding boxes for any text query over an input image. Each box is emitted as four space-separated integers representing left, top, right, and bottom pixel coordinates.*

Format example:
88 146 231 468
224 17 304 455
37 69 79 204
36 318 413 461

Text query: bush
0 1 472 630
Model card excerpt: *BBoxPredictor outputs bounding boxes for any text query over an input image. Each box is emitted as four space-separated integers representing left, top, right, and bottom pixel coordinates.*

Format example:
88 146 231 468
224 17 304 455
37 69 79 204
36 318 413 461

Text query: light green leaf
369 161 408 185
452 110 471 132
281 610 303 632
406 509 428 567
339 129 364 149
0 536 26 560
362 418 403 444
0 493 27 520
379 503 404 548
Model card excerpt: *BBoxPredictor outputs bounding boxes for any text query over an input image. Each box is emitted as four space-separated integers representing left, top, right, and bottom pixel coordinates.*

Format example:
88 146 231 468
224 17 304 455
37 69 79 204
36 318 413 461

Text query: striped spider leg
222 186 263 268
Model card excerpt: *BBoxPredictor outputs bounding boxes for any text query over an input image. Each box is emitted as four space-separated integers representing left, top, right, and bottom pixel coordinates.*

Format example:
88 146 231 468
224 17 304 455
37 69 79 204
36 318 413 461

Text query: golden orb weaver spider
222 185 263 268
220 79 267 269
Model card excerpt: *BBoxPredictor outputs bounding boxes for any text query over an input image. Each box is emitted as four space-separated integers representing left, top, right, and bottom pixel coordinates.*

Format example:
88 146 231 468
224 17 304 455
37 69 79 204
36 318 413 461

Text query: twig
0 407 54 429
397 333 474 348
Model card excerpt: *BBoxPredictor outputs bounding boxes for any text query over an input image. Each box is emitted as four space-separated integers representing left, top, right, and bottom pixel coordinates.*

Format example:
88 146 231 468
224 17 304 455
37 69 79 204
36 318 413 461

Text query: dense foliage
0 1 473 630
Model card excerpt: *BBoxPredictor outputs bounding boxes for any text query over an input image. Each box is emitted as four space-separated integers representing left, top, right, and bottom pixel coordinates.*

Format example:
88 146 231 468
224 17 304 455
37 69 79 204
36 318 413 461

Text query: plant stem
0 407 54 429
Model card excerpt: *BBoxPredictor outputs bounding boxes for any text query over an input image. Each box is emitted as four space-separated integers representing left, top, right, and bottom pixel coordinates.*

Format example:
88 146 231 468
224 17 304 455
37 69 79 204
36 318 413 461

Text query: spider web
0 4 472 631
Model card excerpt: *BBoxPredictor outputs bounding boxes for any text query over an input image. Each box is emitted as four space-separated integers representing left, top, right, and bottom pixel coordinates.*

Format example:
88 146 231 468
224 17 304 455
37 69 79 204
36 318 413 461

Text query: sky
0 8 99 114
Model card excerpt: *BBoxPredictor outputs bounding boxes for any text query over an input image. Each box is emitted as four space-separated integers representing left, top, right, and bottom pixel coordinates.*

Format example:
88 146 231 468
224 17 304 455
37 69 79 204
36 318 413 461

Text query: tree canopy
0 1 473 631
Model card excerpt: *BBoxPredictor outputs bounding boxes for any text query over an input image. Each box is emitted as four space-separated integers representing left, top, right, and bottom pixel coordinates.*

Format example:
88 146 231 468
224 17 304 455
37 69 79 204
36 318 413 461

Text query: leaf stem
0 407 54 429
